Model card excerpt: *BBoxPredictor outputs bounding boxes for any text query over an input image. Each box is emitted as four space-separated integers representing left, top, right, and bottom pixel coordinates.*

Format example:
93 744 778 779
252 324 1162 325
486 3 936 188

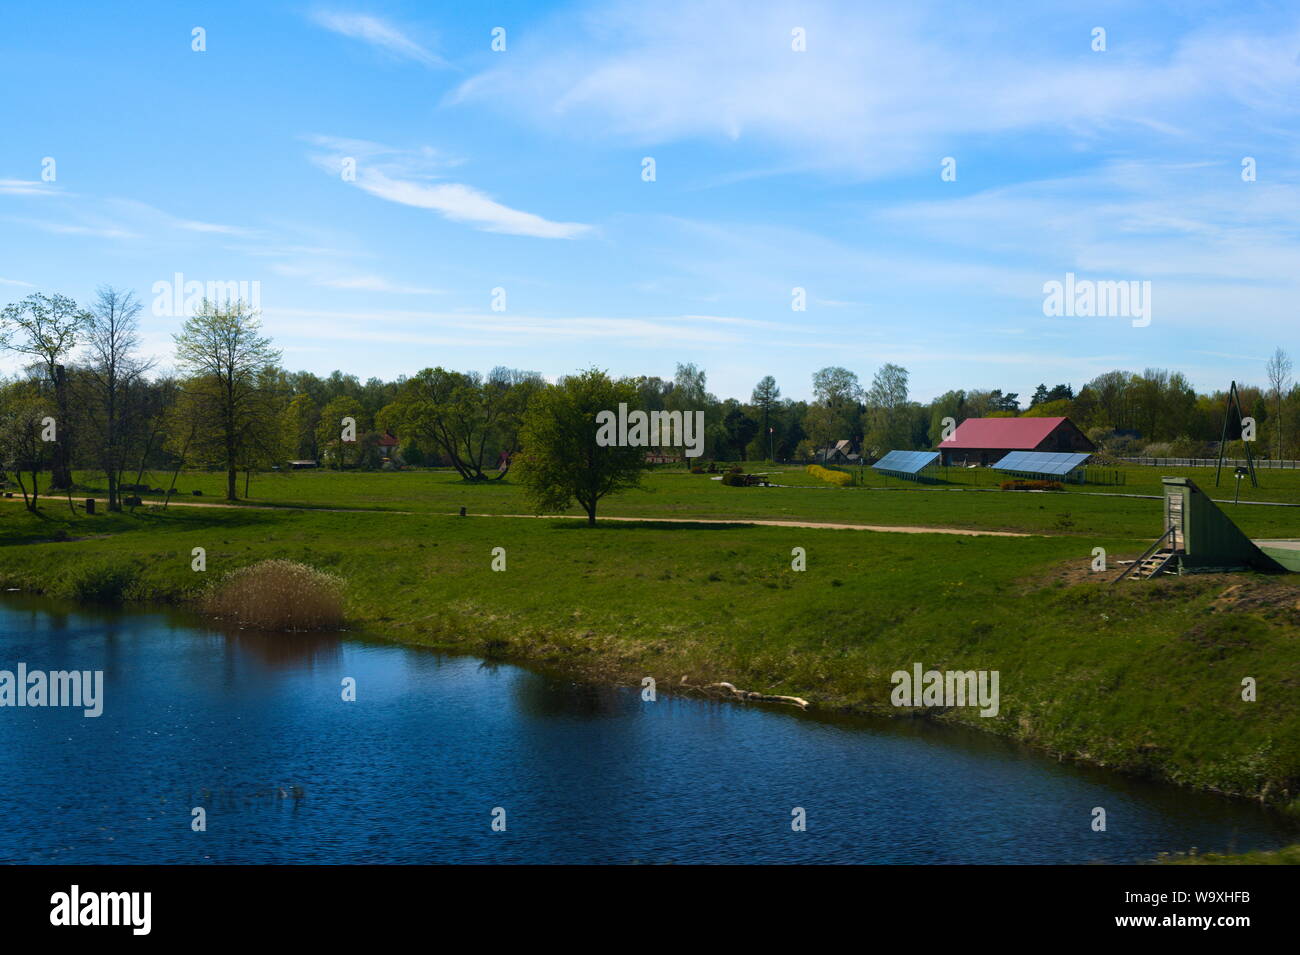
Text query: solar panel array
873 450 940 475
992 450 1091 476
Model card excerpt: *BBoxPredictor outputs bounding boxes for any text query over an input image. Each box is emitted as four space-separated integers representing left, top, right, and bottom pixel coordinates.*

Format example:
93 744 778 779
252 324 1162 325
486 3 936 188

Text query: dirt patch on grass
1209 579 1300 625
1021 553 1146 588
1020 555 1300 601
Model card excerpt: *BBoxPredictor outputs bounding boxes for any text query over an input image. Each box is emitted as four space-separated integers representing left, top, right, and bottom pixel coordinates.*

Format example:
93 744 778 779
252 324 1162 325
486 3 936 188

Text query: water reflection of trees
509 668 639 721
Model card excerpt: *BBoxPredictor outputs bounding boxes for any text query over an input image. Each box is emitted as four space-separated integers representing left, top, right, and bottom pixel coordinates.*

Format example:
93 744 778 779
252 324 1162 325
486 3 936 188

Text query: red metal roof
938 416 1068 450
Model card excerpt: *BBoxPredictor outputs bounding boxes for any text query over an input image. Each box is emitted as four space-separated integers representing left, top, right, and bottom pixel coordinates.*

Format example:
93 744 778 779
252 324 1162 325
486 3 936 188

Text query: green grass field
57 463 1300 540
3 464 1299 816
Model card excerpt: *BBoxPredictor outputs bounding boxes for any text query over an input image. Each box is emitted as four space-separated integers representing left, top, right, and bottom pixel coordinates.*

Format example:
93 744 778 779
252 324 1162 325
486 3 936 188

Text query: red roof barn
938 416 1094 466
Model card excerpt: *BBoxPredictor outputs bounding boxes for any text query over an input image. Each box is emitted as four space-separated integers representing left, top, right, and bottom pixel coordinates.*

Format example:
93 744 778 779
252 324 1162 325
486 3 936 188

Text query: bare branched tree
82 286 154 510
1266 347 1292 459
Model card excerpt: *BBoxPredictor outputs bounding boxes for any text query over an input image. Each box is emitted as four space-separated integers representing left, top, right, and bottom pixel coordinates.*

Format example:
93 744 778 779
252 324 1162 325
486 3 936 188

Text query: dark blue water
0 596 1293 864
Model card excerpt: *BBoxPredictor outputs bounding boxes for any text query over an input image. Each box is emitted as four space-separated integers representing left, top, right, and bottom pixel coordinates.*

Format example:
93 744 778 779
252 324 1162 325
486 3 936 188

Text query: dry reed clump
202 559 346 631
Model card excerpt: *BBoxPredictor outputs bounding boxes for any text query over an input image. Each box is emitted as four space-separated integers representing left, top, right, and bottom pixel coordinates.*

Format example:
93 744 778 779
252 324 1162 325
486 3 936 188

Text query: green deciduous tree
810 366 861 458
515 369 648 525
282 392 321 461
0 379 55 511
0 292 89 489
390 366 541 481
316 395 369 469
864 362 911 454
173 299 282 500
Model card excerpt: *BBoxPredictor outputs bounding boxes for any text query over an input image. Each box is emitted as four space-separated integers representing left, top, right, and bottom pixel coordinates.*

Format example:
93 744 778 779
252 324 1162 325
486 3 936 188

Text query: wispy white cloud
680 313 787 329
267 307 780 345
1192 350 1270 363
6 197 255 247
355 170 593 239
0 277 35 287
309 11 448 69
307 137 594 239
177 219 250 235
318 274 440 295
270 262 440 295
875 161 1300 287
449 0 1300 175
15 219 138 240
0 179 58 197
106 199 256 238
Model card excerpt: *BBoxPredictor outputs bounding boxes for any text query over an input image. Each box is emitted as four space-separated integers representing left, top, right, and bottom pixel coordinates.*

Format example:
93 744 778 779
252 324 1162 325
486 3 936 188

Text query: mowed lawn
1 488 1298 808
65 464 1300 540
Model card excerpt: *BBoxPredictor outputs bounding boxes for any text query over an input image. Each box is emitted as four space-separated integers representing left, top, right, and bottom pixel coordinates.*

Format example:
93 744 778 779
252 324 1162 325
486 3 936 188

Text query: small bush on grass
806 464 853 487
65 564 139 603
999 479 1063 491
202 559 345 631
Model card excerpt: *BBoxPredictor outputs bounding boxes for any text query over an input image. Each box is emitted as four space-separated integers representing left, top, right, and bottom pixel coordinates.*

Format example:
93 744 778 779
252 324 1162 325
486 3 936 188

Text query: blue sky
1 0 1297 403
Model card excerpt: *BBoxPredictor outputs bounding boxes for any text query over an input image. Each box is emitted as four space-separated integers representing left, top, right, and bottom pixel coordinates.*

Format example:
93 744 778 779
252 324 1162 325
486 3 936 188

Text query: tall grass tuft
65 564 139 602
202 559 346 631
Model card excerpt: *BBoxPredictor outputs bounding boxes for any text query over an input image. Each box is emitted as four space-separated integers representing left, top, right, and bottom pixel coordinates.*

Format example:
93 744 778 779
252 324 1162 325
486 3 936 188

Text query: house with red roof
938 416 1094 466
376 431 402 467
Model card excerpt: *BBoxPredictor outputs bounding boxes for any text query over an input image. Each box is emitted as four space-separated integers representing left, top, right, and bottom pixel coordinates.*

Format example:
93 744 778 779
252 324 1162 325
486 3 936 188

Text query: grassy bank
1164 844 1300 864
2 481 1298 812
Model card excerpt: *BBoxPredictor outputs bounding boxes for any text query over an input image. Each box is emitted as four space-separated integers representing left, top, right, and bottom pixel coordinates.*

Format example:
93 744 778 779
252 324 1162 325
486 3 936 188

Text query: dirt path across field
472 513 1033 536
1 494 1034 536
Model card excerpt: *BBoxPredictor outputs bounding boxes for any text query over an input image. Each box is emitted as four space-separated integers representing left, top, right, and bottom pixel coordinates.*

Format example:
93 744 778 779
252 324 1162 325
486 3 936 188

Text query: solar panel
873 450 940 475
992 450 1091 476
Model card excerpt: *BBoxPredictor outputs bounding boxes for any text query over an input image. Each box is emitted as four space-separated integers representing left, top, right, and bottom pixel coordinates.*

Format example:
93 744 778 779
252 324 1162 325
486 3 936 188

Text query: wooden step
1134 549 1175 579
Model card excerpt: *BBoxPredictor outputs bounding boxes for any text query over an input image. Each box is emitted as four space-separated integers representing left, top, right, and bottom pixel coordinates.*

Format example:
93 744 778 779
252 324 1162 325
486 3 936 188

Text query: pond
0 595 1293 864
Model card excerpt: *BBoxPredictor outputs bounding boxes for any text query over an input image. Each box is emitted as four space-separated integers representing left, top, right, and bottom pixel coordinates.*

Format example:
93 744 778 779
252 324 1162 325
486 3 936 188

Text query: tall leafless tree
1266 346 1292 460
82 286 154 510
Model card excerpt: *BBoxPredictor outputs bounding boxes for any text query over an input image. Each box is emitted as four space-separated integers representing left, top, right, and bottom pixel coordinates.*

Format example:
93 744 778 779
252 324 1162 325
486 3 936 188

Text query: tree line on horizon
1 287 1295 510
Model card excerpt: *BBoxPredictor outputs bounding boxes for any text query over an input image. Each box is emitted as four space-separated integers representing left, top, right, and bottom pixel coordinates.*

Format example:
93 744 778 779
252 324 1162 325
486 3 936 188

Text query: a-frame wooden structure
1214 380 1258 488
